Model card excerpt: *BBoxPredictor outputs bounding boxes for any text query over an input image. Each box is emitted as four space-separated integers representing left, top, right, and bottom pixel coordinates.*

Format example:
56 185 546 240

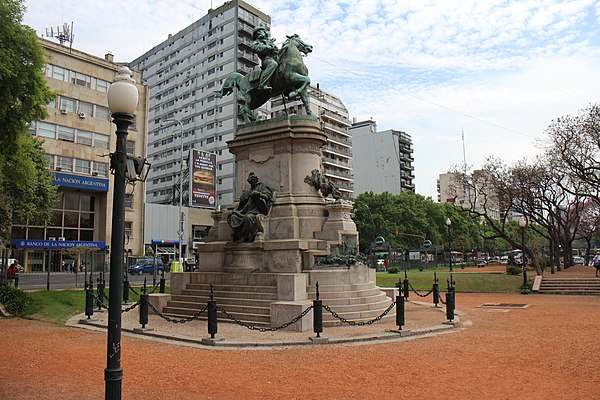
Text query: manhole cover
478 303 530 309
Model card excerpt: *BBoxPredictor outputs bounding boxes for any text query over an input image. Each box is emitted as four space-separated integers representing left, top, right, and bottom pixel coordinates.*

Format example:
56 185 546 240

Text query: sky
23 0 600 199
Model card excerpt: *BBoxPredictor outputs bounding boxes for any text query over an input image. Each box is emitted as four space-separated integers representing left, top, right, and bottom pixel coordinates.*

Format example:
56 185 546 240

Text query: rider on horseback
251 26 278 93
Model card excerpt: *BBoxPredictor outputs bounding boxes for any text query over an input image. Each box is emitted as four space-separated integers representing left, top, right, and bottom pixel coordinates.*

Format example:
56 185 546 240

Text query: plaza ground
1 267 599 399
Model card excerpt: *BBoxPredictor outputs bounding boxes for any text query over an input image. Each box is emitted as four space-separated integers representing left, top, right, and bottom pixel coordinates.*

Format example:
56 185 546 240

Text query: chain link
148 301 208 324
122 300 141 313
217 305 314 332
92 294 109 310
408 282 434 298
322 301 396 326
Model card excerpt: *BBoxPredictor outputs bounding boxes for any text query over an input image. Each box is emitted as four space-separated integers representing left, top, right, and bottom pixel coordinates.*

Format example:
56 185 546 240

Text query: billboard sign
190 149 216 208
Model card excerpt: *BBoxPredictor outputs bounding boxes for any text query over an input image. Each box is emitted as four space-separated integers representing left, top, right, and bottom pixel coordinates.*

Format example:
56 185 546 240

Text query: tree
0 0 57 240
544 104 600 203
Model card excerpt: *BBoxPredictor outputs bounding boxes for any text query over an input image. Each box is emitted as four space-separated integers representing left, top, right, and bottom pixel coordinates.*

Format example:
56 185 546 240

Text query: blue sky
23 0 600 199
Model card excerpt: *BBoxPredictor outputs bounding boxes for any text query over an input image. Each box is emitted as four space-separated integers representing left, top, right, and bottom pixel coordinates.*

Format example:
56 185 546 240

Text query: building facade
129 0 271 209
350 119 414 196
271 84 354 198
10 38 148 273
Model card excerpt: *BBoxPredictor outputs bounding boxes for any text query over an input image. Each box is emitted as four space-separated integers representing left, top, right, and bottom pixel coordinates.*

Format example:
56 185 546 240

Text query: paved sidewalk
71 298 459 348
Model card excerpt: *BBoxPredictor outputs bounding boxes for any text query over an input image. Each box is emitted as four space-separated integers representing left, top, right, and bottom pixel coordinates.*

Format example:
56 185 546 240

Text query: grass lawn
24 284 170 326
377 270 524 293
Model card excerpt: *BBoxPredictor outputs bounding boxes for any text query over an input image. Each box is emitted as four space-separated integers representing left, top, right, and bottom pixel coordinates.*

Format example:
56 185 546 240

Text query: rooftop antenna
45 22 74 50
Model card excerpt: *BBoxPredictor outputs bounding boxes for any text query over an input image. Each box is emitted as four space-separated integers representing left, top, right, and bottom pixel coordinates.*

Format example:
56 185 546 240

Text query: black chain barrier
408 282 434 298
121 300 141 313
438 292 447 305
147 301 209 324
323 300 396 326
93 294 109 310
216 305 314 332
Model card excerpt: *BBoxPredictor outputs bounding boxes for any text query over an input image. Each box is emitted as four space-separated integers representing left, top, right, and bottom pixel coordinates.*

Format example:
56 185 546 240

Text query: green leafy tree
0 0 57 240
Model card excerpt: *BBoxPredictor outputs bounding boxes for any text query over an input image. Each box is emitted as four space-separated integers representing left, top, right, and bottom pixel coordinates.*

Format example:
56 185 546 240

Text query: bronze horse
216 34 315 123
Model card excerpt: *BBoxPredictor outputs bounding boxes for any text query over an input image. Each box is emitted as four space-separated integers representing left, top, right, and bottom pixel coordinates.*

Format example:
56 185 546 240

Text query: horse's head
284 34 313 55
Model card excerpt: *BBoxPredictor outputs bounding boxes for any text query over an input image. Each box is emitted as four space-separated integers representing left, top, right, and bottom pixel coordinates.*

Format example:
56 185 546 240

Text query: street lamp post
446 218 453 272
519 219 531 294
163 118 185 270
105 66 138 400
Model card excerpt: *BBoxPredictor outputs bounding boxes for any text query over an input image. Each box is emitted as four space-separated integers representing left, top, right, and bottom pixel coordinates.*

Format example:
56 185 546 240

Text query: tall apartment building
349 119 415 196
271 84 354 198
129 0 270 208
438 171 502 220
11 38 148 272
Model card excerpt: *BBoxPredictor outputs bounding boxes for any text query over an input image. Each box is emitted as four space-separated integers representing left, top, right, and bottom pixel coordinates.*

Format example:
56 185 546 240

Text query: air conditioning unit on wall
60 108 68 114
78 112 86 118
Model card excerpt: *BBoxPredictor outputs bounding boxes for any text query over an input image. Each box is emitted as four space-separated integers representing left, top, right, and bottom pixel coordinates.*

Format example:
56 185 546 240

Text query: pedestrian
592 253 600 278
7 260 19 287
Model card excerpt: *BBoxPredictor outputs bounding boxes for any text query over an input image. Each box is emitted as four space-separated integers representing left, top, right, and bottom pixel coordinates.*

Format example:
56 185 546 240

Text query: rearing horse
216 34 315 123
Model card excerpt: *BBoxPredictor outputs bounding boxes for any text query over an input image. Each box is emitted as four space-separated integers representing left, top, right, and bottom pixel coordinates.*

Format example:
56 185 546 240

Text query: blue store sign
11 239 106 250
52 172 109 192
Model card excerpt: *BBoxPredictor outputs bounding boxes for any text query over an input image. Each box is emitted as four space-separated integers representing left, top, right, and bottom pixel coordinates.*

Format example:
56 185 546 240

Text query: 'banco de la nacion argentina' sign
52 172 109 192
11 239 106 250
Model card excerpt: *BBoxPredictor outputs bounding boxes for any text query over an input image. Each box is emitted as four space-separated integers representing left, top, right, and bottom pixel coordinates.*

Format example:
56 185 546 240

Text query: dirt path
1 291 599 400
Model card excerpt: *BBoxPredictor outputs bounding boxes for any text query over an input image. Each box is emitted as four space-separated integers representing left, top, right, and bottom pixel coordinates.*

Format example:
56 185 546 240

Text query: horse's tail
216 72 244 98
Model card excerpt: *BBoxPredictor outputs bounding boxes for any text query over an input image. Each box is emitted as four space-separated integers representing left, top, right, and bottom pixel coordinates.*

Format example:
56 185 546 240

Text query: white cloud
23 0 600 198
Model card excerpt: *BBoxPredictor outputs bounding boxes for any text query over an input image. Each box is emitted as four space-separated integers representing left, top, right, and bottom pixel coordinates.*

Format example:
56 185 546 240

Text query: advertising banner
190 149 216 208
52 172 109 192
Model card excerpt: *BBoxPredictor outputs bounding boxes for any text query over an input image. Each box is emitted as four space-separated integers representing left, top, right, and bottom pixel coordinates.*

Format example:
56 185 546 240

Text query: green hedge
0 286 30 315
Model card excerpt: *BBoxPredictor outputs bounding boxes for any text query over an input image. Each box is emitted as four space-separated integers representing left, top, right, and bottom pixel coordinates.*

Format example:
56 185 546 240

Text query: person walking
7 261 18 287
592 253 600 278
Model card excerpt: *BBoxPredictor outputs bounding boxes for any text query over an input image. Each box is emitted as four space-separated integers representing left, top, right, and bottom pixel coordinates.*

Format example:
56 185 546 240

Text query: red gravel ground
1 271 599 399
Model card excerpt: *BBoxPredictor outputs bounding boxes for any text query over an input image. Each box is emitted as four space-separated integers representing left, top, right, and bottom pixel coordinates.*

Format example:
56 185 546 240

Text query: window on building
95 106 110 120
77 130 93 146
57 126 75 142
78 101 94 117
93 162 109 177
74 159 91 175
59 97 77 113
124 194 133 209
56 156 73 172
94 133 110 149
44 154 54 169
51 66 66 81
126 140 135 154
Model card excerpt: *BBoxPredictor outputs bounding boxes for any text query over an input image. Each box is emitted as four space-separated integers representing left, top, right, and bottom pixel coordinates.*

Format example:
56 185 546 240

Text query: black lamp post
446 218 453 272
519 218 531 295
105 66 138 400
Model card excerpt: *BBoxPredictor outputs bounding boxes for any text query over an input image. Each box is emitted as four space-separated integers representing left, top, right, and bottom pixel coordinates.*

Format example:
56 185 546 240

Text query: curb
67 300 461 349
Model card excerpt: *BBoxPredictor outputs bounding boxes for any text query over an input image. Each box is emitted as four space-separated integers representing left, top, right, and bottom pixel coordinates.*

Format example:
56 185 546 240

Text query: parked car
476 259 488 268
573 256 585 266
128 259 165 275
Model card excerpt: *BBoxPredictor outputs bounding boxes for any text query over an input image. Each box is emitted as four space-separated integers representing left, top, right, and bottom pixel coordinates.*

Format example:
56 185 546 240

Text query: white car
573 256 585 266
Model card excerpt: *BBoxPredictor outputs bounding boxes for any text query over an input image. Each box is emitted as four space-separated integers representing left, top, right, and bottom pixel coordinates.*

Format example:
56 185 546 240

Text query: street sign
423 240 432 248
374 236 385 245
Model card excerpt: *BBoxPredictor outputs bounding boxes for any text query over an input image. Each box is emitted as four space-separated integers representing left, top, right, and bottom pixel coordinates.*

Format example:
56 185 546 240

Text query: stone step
169 296 274 309
185 283 278 293
319 298 393 314
161 310 271 327
307 287 383 299
538 290 600 295
181 289 278 300
321 303 395 326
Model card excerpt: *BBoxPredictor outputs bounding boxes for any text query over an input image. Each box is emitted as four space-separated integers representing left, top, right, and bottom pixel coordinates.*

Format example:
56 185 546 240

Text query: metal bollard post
396 281 405 330
208 284 217 339
403 270 409 300
96 273 105 311
433 272 440 307
446 275 455 321
159 271 166 294
313 282 323 338
122 277 129 304
139 293 149 329
85 281 94 319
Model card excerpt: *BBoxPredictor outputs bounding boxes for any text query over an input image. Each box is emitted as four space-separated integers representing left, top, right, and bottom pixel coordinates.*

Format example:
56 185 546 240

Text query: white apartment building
271 84 354 198
350 119 414 196
129 0 271 208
